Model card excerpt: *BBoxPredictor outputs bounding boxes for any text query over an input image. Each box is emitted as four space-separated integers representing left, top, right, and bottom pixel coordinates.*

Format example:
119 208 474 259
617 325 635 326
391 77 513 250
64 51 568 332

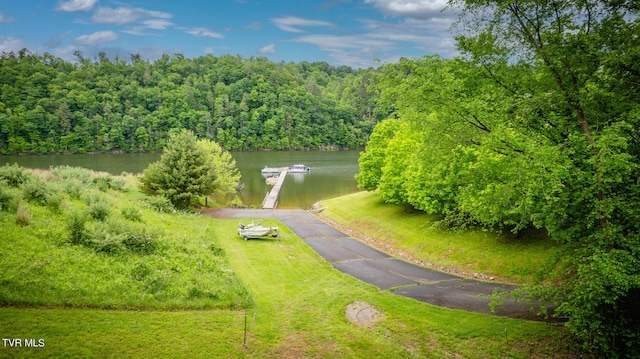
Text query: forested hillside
0 50 381 154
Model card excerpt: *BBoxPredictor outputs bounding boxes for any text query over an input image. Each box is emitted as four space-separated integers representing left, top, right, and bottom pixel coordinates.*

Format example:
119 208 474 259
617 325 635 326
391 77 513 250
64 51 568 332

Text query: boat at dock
261 164 310 175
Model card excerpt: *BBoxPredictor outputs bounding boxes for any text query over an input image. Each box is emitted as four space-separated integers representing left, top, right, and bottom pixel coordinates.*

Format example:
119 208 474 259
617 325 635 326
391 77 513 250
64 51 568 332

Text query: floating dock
262 170 288 209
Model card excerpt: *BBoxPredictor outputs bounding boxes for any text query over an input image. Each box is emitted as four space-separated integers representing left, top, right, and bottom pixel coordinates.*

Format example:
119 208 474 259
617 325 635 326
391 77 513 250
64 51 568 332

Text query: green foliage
87 197 111 221
145 195 175 213
355 118 399 191
45 190 64 213
0 182 17 211
66 209 88 245
0 163 32 187
82 219 161 255
0 51 382 154
361 0 640 355
93 174 126 192
50 166 92 185
15 200 30 226
21 176 50 206
121 206 143 222
139 129 239 209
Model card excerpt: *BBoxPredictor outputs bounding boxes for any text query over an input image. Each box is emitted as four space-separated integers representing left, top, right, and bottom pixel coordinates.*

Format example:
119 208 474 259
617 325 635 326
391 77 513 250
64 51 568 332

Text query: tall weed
66 209 88 245
15 200 31 226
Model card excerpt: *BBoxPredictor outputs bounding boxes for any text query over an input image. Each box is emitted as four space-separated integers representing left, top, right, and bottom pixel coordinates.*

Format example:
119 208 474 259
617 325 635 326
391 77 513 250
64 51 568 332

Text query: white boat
261 164 310 175
238 223 279 240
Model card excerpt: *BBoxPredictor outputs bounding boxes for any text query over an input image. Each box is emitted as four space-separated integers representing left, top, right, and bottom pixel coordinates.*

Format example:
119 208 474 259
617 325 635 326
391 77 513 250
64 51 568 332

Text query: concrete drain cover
345 301 386 327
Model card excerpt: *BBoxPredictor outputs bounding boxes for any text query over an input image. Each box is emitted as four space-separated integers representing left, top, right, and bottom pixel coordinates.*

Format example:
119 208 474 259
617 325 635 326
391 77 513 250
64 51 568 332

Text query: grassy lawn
0 166 578 357
1 218 574 358
319 191 571 284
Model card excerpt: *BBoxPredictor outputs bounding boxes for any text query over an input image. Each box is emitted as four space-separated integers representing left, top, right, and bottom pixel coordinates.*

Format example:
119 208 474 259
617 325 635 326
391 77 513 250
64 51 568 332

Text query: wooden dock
262 170 288 209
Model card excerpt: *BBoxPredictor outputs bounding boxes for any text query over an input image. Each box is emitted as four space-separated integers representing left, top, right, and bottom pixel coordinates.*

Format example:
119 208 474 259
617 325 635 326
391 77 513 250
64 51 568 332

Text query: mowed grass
320 191 570 284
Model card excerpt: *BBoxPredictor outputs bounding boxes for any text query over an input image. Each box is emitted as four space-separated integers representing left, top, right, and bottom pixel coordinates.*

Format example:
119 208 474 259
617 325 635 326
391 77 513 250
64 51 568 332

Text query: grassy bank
319 191 569 284
1 166 578 357
0 165 250 310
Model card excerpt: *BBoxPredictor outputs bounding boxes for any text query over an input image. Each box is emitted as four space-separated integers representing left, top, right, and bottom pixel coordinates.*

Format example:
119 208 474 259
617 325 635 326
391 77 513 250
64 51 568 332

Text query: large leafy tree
358 0 640 354
450 0 640 354
139 129 239 209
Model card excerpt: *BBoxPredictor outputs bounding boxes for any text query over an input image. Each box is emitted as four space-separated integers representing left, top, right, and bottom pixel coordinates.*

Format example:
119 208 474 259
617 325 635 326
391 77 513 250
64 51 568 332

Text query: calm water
0 151 362 208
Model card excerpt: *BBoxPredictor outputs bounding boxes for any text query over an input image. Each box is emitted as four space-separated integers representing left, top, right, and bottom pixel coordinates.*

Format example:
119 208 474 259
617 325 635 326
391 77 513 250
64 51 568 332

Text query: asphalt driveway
204 208 550 320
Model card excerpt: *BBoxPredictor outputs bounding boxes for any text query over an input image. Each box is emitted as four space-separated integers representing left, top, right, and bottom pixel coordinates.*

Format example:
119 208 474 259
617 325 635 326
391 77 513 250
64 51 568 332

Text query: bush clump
146 195 175 213
66 209 88 245
50 166 92 185
0 163 32 187
121 206 143 222
21 177 50 206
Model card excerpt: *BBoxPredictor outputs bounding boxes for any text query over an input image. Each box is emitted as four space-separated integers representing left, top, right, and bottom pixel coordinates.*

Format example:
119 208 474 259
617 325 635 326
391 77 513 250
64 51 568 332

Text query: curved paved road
205 208 551 320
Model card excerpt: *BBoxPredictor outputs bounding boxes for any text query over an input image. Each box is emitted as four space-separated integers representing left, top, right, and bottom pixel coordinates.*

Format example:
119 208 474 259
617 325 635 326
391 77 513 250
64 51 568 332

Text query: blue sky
0 0 459 68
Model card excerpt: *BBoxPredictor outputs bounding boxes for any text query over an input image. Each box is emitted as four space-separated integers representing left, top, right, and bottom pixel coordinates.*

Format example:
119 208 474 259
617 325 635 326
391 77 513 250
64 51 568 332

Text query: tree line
0 50 382 154
358 0 639 356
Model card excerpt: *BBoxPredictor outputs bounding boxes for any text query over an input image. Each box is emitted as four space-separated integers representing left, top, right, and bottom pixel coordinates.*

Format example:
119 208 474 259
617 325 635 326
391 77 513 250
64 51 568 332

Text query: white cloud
204 47 215 54
364 0 452 19
0 36 26 53
288 16 457 67
186 27 224 38
141 19 174 30
56 0 98 12
0 12 15 23
258 43 276 54
271 16 335 33
92 7 172 25
74 31 118 45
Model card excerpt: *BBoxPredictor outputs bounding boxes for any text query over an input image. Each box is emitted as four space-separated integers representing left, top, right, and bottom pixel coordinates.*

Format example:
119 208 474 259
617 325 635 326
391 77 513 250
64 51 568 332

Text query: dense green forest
0 50 381 154
358 0 640 356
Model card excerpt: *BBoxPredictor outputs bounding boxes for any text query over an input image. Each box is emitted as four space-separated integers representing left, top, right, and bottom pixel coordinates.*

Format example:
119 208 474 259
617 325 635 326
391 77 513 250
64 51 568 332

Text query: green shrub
122 230 159 254
92 175 126 192
146 195 175 213
121 206 143 222
0 163 32 187
15 200 31 226
0 183 16 211
112 177 126 191
88 200 111 221
45 191 64 213
62 179 86 199
50 166 92 185
22 177 50 206
66 209 88 244
84 221 126 255
93 175 113 192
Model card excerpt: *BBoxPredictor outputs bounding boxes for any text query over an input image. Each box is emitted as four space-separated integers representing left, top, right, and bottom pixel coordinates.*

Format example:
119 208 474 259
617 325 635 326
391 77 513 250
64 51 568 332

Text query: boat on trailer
238 222 279 240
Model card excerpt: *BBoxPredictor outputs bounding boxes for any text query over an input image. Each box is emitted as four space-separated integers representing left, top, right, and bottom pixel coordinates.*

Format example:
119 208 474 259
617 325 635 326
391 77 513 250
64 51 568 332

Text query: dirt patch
345 301 386 327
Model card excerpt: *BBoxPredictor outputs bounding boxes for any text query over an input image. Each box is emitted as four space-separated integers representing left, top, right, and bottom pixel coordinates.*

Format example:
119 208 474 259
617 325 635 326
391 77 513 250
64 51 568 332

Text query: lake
0 151 362 209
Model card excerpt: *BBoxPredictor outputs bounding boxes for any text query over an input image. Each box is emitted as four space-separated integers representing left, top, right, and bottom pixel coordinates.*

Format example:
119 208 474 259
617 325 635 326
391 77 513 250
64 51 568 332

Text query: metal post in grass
243 312 257 348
